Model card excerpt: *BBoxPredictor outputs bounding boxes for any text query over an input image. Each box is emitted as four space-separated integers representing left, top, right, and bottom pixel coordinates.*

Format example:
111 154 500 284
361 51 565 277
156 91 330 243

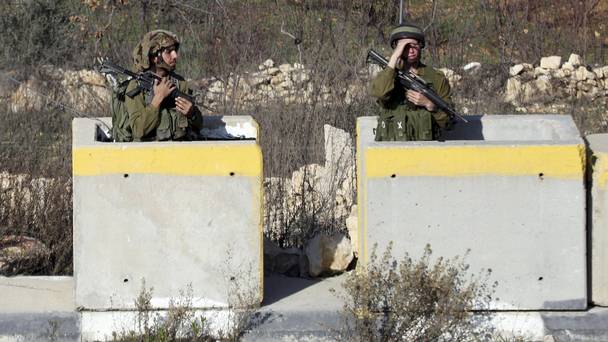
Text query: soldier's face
160 46 179 68
399 38 421 64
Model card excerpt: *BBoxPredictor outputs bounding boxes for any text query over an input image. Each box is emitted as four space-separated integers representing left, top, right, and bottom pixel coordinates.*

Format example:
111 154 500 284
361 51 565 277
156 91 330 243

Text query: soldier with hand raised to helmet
369 23 453 141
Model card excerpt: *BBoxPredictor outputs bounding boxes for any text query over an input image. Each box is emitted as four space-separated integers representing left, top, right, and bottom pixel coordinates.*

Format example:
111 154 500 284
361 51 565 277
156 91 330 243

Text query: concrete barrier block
586 134 608 306
357 115 586 310
73 116 263 310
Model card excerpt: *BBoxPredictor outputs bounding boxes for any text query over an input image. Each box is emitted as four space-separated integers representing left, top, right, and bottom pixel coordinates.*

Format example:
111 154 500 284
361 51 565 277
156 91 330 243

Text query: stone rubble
9 66 109 114
504 53 608 107
7 53 607 118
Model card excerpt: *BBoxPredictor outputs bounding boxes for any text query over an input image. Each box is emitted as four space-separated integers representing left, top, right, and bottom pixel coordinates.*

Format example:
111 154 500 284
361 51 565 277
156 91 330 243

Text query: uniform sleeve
369 68 402 109
430 72 453 129
125 81 161 141
179 80 203 132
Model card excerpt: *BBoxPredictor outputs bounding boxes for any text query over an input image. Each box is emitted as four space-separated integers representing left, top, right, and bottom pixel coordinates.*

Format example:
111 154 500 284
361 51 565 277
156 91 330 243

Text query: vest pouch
375 115 394 142
156 109 173 141
406 111 433 141
394 112 408 141
171 110 188 140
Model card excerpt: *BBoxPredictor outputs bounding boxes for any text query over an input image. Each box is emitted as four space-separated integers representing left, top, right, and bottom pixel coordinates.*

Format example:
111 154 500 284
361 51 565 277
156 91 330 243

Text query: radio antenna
399 0 405 24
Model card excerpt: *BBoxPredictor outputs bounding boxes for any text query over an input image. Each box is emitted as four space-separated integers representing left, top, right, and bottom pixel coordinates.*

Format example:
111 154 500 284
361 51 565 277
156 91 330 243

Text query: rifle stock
367 49 468 123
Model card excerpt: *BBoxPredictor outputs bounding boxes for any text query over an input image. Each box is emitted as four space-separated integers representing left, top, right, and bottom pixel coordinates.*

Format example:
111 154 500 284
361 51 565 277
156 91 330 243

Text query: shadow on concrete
440 115 485 141
541 306 608 340
262 274 323 306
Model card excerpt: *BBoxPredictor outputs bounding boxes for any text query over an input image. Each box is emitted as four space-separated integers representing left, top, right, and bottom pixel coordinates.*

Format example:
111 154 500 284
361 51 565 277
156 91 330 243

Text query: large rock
504 77 523 103
574 66 596 81
304 233 354 277
540 56 562 69
510 64 525 76
568 54 583 67
562 61 575 71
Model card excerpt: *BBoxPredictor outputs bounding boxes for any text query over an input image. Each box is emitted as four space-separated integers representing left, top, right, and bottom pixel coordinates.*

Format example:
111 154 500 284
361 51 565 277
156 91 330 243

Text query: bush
336 243 497 341
112 281 210 342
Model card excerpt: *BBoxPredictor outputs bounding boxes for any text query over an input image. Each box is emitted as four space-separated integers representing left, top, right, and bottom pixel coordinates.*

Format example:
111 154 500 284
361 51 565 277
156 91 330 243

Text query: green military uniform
125 29 203 142
125 75 203 141
369 63 452 141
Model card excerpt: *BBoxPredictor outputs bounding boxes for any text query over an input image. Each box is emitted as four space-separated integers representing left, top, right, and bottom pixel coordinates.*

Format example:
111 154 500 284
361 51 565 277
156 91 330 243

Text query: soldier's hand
175 97 193 116
150 77 176 108
154 77 175 99
406 90 436 111
388 40 409 69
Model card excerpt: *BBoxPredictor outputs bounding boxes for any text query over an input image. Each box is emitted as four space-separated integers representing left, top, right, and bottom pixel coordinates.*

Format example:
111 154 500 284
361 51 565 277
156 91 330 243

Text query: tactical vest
144 82 189 141
375 107 433 141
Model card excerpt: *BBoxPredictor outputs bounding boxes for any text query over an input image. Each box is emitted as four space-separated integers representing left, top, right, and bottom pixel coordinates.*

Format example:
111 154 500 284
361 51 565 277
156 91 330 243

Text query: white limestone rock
562 61 575 71
510 64 525 76
540 56 562 69
504 77 523 103
553 69 566 79
292 70 310 84
574 66 595 81
262 59 274 69
278 63 294 74
264 67 281 76
534 76 553 94
305 233 354 277
463 62 481 73
534 67 551 77
270 73 286 86
568 54 583 67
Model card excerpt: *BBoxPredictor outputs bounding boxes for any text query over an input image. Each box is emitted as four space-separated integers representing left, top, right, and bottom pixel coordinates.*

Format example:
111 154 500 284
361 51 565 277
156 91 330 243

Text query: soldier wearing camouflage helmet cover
369 23 453 141
125 29 203 141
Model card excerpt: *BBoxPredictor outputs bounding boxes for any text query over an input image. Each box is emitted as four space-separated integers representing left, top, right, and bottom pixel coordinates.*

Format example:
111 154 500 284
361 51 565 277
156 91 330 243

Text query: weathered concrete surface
0 313 80 342
586 134 608 306
0 276 74 312
1 275 608 340
72 116 263 310
357 115 587 310
0 276 79 341
245 274 608 341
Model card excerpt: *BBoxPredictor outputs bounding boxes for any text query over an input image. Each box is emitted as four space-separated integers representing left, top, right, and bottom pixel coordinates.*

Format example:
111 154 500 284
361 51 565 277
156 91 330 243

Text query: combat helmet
389 23 425 49
132 29 180 72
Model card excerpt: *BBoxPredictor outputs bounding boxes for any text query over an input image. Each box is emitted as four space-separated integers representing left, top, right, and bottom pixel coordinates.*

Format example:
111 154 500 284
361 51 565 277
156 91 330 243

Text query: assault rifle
366 49 468 123
97 59 195 104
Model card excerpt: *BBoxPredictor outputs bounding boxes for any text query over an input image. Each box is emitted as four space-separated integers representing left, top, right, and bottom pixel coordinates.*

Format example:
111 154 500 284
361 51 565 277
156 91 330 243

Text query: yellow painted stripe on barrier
73 144 262 176
365 145 585 178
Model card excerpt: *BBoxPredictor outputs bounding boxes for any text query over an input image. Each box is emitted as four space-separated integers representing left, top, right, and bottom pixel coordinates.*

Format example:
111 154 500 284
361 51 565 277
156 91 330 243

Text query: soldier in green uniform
126 30 203 141
369 23 453 141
